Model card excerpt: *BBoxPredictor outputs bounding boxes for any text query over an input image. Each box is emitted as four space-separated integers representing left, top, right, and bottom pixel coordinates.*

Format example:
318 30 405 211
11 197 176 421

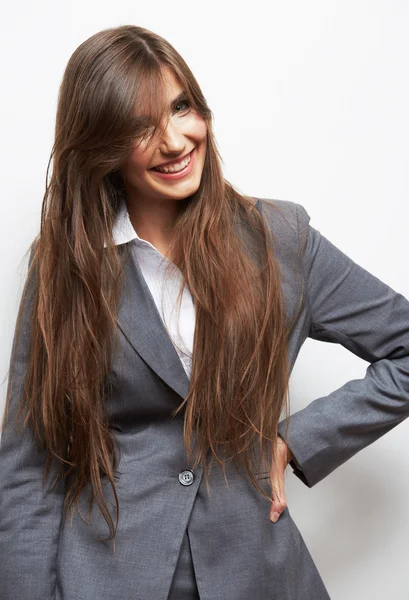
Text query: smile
152 150 193 173
150 149 195 181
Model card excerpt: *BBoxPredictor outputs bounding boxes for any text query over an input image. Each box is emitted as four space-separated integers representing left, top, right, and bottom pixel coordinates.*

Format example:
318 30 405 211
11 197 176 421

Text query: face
120 69 207 206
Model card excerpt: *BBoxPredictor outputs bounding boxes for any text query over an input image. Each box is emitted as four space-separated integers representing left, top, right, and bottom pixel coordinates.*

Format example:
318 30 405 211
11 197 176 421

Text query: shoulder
253 197 311 254
256 197 310 231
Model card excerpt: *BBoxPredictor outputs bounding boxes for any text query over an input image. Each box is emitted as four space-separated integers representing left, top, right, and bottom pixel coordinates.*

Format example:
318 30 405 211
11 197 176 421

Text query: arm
278 204 409 488
0 247 65 599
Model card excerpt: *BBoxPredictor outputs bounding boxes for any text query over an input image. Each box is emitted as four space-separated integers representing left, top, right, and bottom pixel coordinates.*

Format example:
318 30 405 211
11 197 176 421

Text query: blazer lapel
113 198 261 402
115 245 191 401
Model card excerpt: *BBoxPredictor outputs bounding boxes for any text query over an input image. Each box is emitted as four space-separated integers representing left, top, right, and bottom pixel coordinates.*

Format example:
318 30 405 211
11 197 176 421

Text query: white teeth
155 152 191 173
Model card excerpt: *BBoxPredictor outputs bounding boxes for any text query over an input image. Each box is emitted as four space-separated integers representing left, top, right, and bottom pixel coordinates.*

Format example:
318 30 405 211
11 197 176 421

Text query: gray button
179 469 195 486
185 357 192 365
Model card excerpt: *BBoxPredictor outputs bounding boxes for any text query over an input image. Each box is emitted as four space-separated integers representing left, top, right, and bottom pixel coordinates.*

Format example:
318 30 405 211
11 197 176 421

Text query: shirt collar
104 196 138 247
105 197 168 259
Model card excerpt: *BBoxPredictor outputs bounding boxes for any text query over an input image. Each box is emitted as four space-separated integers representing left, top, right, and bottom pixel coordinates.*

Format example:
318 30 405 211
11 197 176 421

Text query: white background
1 2 408 598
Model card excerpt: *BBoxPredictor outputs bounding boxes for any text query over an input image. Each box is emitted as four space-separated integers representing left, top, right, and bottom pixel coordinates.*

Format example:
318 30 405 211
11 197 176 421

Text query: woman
1 25 408 600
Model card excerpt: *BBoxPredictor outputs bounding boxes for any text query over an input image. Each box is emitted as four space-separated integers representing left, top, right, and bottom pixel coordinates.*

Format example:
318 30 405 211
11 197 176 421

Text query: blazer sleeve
0 246 65 599
277 203 409 488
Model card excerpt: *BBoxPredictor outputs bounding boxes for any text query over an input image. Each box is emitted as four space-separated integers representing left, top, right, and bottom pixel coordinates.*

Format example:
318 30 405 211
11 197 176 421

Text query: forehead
161 67 183 95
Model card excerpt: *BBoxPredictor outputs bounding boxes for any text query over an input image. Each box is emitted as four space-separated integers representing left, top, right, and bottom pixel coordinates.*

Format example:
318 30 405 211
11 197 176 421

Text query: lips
150 149 193 170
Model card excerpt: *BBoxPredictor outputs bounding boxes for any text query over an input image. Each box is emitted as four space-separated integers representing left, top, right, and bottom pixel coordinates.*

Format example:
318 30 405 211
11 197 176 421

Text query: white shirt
105 197 195 379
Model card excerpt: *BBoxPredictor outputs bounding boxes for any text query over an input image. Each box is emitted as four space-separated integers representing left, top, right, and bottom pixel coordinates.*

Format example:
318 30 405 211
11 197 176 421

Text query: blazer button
179 469 195 486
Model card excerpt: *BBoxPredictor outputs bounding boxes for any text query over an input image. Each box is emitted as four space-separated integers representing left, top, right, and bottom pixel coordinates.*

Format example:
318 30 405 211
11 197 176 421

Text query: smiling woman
2 22 409 600
120 67 207 249
1 24 296 599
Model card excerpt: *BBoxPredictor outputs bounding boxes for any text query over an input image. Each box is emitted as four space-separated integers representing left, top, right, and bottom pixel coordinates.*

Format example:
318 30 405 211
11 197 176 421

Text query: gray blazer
1 198 409 599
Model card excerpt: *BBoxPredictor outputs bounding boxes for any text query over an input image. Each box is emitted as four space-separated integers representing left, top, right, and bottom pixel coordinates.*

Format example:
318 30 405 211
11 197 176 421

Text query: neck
126 195 183 258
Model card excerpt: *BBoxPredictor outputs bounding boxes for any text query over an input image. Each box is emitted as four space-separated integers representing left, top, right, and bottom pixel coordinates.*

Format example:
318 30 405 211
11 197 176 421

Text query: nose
158 117 186 156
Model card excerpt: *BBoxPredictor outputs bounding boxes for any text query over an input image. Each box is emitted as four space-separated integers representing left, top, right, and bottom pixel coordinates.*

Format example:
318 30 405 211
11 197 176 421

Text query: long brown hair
2 25 304 554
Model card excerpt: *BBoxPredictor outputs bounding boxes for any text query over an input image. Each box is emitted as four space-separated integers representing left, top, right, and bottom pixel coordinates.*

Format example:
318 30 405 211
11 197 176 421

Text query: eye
174 99 191 114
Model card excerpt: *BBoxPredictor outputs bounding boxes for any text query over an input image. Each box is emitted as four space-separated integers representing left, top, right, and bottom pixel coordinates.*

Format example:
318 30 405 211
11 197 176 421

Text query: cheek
189 114 208 142
123 147 151 175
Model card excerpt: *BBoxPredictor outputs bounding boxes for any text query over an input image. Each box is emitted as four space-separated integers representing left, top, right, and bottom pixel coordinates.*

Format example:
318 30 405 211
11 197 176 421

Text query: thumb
270 472 287 523
269 440 288 523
